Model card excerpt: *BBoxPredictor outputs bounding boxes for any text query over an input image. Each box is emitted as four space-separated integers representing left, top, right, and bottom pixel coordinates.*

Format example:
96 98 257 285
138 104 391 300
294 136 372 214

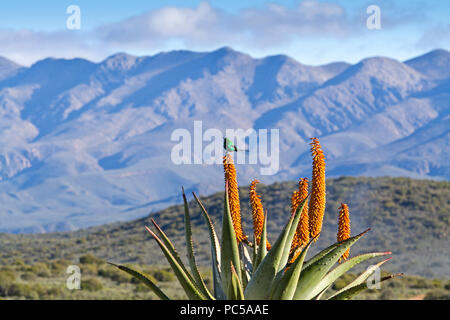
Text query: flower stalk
223 153 248 244
337 203 351 263
308 137 326 241
290 178 310 257
250 179 271 250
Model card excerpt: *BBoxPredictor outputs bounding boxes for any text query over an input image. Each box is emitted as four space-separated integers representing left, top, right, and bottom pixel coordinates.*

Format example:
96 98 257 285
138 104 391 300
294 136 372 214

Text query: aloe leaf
306 251 392 299
302 239 346 270
302 227 370 270
314 284 332 300
329 273 403 300
271 237 314 300
182 188 214 300
192 191 225 299
277 198 307 273
244 205 298 300
109 263 170 300
328 257 392 299
145 226 207 300
253 212 268 272
240 243 252 289
221 181 242 295
270 198 307 294
150 218 196 285
293 228 370 300
228 262 245 300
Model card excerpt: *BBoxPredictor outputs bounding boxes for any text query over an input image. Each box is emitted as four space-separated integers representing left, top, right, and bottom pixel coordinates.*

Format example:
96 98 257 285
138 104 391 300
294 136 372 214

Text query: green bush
98 266 132 283
134 282 150 293
13 259 27 270
81 278 103 292
424 289 450 300
81 263 98 276
8 283 38 299
151 269 175 282
411 278 436 289
0 270 17 296
20 272 37 281
79 254 103 265
50 259 71 276
379 289 394 300
27 263 52 277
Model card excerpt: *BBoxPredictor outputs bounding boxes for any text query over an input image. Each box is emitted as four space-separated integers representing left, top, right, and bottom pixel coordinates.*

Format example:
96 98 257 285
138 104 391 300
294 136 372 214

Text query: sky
1 0 449 66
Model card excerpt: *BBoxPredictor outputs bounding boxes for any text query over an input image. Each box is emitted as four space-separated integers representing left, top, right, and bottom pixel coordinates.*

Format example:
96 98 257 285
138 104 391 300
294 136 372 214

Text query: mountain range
0 47 448 233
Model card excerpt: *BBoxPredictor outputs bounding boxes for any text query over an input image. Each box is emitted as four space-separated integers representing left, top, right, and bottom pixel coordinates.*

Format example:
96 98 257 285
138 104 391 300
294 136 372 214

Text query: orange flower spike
308 137 326 241
337 203 351 263
290 178 309 255
290 190 300 216
249 179 271 250
296 178 310 245
223 154 248 243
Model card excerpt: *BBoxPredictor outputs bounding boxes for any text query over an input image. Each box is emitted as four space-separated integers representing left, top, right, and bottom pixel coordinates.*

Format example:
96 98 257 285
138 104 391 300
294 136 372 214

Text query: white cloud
416 24 450 50
239 1 352 47
0 29 107 66
0 0 437 66
94 1 355 50
96 2 240 48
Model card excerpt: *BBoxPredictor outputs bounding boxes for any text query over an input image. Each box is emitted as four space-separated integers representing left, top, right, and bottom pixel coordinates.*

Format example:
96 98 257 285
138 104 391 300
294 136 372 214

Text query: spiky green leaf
192 191 225 299
244 201 305 300
277 198 308 273
306 251 391 299
221 181 242 294
228 262 245 300
150 218 195 285
145 226 207 300
293 228 370 300
328 257 392 299
330 273 403 300
110 263 170 300
271 237 314 300
253 212 268 271
240 244 252 289
302 240 343 270
182 188 214 300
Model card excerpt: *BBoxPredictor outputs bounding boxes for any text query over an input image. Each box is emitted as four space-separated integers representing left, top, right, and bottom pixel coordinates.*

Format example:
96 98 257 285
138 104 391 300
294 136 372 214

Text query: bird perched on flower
224 137 247 152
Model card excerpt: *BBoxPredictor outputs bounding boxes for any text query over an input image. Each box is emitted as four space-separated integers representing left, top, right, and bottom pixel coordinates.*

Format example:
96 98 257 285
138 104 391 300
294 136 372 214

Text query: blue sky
1 0 449 65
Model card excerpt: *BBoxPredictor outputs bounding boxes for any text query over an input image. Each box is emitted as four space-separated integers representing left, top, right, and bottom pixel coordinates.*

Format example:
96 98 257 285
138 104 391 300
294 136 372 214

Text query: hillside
1 177 448 279
0 48 449 232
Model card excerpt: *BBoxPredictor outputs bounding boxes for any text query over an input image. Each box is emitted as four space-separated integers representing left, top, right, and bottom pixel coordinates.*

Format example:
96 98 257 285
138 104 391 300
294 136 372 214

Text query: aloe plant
111 138 401 300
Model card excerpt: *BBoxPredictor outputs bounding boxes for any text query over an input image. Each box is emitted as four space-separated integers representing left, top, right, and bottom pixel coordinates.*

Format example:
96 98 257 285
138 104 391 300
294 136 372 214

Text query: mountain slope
0 48 448 232
405 49 450 80
0 57 23 81
0 177 448 278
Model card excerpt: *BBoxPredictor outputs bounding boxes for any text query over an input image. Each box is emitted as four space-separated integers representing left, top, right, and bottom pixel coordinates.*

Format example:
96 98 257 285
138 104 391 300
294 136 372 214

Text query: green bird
223 137 247 152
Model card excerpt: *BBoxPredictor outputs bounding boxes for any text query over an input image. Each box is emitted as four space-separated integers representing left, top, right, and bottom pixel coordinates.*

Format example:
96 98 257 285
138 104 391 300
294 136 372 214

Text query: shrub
0 270 17 296
79 254 103 265
50 259 71 276
81 278 103 292
152 269 175 282
20 272 37 281
8 283 38 299
424 289 450 300
98 266 133 283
